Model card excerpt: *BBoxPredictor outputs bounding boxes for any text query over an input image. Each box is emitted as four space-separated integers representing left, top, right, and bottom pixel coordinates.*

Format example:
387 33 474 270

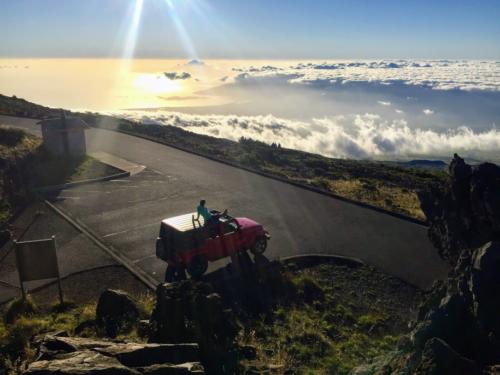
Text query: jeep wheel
187 256 208 279
165 266 175 282
251 236 267 255
165 265 186 282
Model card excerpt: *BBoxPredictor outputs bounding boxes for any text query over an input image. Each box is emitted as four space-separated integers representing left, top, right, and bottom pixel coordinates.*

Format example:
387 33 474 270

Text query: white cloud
378 101 392 106
112 110 500 160
233 60 500 92
423 108 434 115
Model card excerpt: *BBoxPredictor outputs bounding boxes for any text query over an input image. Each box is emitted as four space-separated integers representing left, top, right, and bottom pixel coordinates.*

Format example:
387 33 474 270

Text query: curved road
2 116 448 289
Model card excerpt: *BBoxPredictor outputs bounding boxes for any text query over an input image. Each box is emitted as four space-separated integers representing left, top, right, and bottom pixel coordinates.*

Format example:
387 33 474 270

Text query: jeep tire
187 256 208 279
165 265 186 282
250 236 267 255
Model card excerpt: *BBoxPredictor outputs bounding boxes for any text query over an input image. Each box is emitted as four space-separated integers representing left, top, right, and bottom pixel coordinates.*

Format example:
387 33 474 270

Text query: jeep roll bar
192 215 202 229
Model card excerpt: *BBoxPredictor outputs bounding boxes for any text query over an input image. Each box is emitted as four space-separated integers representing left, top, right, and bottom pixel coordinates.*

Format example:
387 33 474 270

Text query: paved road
1 116 449 289
0 202 117 303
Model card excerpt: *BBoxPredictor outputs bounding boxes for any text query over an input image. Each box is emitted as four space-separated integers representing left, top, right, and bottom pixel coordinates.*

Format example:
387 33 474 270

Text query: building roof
38 116 88 131
162 212 205 232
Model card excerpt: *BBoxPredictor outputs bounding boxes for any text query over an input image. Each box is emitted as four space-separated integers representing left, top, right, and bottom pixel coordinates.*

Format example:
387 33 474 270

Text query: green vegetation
0 293 155 371
236 263 420 374
0 126 42 227
0 95 61 120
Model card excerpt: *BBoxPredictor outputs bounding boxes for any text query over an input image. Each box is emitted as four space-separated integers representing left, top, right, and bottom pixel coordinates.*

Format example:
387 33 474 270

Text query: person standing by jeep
196 200 213 224
196 200 228 234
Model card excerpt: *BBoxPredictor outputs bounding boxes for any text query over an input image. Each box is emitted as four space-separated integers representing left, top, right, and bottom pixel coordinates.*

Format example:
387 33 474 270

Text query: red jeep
156 212 270 281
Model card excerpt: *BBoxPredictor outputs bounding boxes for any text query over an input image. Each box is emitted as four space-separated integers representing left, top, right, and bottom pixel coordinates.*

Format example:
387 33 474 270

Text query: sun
134 74 182 94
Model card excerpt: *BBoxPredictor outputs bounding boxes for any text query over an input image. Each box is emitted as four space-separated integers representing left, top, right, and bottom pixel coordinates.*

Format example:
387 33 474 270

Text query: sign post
14 236 63 304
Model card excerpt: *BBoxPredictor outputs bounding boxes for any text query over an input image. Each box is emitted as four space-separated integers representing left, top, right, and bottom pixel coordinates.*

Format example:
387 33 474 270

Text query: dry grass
0 126 41 159
328 179 426 221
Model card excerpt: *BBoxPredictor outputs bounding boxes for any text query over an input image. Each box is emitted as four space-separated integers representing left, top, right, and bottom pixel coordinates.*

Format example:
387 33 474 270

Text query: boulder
33 335 115 361
96 289 140 337
25 350 140 375
94 343 200 367
149 281 238 374
139 362 205 374
27 335 205 374
412 292 473 354
415 338 478 375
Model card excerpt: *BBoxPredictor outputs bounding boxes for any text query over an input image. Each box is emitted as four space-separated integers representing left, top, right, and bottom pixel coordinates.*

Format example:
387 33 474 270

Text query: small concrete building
38 113 88 157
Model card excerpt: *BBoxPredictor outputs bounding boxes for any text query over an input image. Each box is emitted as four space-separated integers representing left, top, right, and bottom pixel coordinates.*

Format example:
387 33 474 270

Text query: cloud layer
232 60 500 91
113 110 500 160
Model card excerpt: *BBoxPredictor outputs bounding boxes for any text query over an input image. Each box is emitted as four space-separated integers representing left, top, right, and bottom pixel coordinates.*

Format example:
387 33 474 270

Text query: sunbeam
121 0 144 72
164 0 198 60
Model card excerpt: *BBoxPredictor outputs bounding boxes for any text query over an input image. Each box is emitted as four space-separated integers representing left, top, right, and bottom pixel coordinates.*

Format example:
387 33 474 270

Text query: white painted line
102 222 158 238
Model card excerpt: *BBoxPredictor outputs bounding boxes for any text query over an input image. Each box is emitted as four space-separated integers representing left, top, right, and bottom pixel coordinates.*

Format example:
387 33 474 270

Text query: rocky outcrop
419 154 500 263
409 243 495 365
96 289 140 338
352 242 500 375
414 338 478 375
149 281 239 374
25 335 204 375
353 156 500 375
26 350 139 375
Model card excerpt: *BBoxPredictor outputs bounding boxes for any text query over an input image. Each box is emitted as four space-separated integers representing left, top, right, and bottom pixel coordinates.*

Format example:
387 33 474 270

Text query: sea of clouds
114 60 500 161
114 111 500 160
232 59 500 91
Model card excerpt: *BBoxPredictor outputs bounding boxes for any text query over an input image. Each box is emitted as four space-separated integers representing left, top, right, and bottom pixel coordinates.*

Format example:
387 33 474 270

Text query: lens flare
134 74 181 94
164 0 198 60
121 0 144 71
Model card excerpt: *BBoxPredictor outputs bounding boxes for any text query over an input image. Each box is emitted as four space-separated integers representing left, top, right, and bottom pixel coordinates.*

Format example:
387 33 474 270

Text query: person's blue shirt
197 205 212 223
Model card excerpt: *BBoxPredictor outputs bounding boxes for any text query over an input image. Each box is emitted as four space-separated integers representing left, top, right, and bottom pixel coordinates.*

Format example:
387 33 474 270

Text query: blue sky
1 0 499 59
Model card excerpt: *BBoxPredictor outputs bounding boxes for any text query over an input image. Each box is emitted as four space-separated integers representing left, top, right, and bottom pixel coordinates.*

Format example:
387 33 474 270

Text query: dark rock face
415 338 478 375
25 335 204 375
419 154 500 264
354 156 500 374
149 281 239 374
412 241 500 368
96 289 140 338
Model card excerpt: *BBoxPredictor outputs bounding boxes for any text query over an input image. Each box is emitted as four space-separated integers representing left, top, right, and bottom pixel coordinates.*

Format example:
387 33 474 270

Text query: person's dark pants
206 216 219 237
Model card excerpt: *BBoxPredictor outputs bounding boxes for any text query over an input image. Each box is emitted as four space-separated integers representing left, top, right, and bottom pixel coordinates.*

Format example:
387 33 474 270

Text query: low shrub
4 297 37 325
0 127 25 147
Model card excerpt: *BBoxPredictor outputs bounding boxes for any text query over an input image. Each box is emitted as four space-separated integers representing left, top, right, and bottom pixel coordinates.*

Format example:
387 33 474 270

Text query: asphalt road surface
1 116 449 289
